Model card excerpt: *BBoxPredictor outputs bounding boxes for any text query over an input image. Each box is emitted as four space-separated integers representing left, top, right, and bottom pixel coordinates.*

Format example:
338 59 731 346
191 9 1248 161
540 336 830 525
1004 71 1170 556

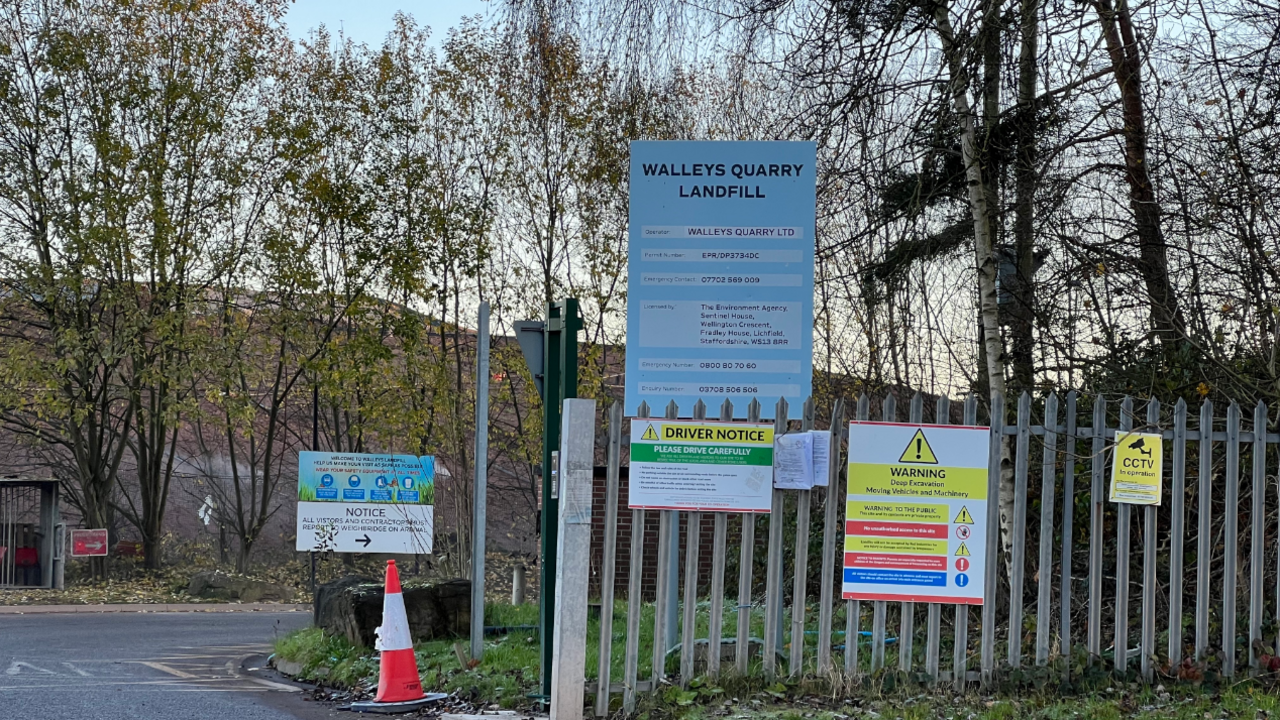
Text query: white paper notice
811 431 832 487
773 432 815 489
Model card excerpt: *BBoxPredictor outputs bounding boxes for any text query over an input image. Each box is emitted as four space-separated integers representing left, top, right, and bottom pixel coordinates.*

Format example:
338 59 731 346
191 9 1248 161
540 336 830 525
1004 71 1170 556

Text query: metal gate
0 483 42 587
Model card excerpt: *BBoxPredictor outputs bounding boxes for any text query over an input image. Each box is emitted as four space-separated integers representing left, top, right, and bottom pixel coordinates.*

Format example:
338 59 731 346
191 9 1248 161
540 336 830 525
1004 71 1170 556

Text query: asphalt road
0 611 343 720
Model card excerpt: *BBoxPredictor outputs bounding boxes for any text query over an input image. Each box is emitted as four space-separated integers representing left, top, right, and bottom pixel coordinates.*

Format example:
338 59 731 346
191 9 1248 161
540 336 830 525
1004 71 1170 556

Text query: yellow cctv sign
1109 431 1163 505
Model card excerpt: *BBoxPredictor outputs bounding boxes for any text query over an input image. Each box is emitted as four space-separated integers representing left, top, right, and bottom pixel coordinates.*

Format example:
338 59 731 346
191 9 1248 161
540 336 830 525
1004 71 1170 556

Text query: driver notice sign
629 420 774 512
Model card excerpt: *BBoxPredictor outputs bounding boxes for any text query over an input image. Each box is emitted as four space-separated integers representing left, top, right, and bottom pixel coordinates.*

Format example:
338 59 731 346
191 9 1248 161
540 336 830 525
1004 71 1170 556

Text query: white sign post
295 452 435 554
549 398 596 720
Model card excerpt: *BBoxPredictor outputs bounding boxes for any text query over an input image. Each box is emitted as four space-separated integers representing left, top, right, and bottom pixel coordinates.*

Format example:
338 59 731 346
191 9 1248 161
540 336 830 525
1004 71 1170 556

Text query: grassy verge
274 603 543 707
634 687 1280 720
274 599 1280 716
272 616 1280 718
273 598 765 706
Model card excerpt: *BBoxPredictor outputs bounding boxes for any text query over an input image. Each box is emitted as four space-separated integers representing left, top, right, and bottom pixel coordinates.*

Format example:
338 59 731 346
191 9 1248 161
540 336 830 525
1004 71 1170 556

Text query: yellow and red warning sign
1109 431 1163 505
844 422 990 605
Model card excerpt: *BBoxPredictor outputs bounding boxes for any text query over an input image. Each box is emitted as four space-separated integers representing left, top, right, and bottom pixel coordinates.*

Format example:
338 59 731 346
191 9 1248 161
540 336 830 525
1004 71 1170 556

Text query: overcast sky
283 0 495 48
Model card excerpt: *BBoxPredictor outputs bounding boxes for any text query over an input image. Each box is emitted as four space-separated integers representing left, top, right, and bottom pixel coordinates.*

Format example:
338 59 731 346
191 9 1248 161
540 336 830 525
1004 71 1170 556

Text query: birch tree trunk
933 0 1015 570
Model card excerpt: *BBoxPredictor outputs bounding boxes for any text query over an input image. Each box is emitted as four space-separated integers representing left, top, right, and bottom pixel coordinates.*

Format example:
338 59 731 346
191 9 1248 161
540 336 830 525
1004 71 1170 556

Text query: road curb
0 602 312 614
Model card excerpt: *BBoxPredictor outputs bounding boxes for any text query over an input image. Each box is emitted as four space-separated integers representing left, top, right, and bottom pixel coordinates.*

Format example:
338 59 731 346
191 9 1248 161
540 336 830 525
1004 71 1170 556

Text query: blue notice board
625 141 816 419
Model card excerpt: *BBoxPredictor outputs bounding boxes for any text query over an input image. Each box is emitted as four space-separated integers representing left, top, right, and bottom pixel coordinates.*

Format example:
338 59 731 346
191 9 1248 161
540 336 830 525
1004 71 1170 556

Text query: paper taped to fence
629 420 775 512
772 431 814 489
1109 431 1164 505
843 422 990 605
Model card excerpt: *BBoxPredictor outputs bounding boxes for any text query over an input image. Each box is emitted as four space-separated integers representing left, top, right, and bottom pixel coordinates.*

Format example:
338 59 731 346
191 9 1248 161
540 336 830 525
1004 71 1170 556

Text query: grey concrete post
512 565 526 605
39 483 58 589
549 398 596 720
471 302 491 660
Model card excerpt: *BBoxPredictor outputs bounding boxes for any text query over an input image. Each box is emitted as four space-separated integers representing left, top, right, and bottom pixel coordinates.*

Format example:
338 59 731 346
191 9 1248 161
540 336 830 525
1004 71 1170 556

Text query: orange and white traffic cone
373 560 424 703
350 560 439 714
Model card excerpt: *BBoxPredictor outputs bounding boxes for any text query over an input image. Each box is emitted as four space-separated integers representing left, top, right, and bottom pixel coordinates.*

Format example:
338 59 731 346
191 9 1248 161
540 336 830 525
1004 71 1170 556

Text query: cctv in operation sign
1109 432 1164 505
624 141 817 420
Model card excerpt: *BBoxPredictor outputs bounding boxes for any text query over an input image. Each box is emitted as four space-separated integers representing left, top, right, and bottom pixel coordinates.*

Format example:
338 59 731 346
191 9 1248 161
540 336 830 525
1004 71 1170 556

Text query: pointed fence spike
1141 396 1160 681
1223 401 1242 677
1195 397 1214 662
1115 396 1134 674
1087 393 1106 657
1060 390 1078 673
1248 401 1267 670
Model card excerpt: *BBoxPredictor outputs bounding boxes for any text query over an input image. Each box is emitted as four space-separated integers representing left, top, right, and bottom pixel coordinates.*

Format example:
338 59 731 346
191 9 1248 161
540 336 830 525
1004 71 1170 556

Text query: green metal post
539 298 581 699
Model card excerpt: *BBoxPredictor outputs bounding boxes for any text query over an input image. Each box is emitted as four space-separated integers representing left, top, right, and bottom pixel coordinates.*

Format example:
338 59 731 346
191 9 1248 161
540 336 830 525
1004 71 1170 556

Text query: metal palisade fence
583 390 1278 714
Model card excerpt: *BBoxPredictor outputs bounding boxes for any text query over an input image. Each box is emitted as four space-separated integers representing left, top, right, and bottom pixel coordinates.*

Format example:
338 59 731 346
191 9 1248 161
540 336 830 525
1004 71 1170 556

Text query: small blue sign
343 488 365 500
370 489 392 502
844 569 948 587
347 475 361 488
320 474 334 487
316 488 338 500
398 490 419 503
402 476 415 490
955 573 970 588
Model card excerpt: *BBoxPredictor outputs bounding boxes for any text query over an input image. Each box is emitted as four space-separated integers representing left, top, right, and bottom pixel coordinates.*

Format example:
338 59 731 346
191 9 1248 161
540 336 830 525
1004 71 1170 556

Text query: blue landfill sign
955 573 970 588
624 141 816 419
